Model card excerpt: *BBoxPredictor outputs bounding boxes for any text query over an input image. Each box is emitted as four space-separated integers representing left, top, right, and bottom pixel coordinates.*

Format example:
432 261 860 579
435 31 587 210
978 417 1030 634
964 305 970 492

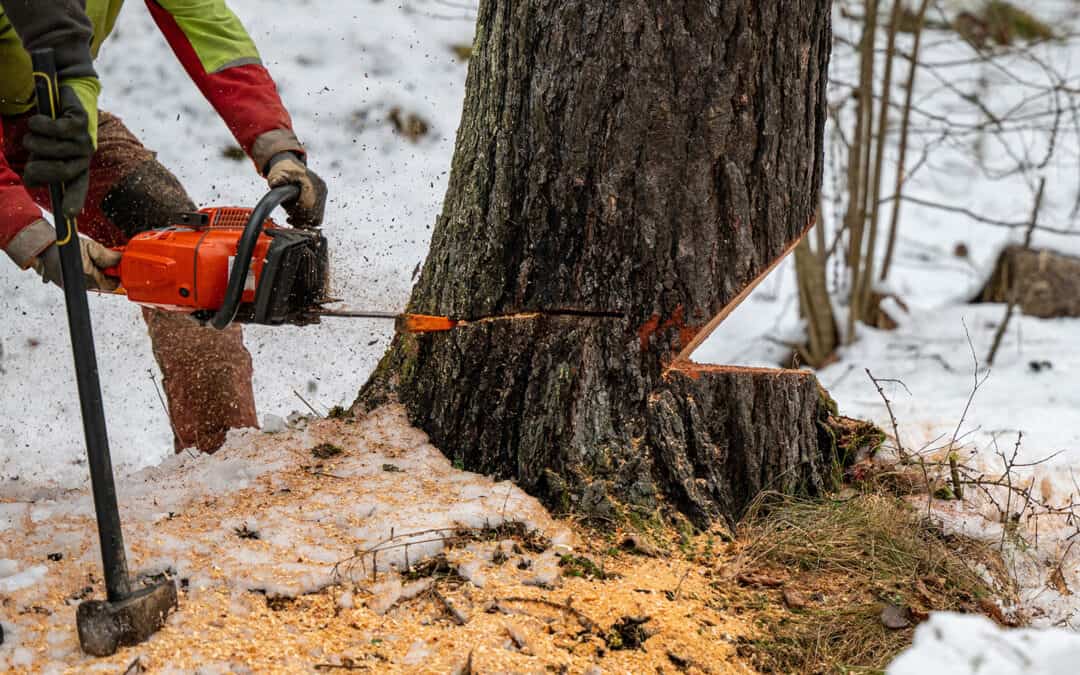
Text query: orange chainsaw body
110 207 328 325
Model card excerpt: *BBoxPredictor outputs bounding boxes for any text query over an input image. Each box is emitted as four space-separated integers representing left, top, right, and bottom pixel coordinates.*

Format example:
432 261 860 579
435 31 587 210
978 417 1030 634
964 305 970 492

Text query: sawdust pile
0 407 752 673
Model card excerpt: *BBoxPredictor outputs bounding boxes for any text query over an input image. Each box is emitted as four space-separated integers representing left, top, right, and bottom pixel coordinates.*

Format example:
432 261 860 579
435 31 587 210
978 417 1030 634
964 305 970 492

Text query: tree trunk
357 0 839 526
795 207 839 368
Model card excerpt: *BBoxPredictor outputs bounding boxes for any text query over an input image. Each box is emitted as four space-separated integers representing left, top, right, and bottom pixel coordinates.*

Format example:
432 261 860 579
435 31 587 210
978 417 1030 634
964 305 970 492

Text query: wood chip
736 571 784 588
978 597 1014 626
1049 566 1073 596
782 588 807 609
621 534 660 557
3 414 754 673
433 588 470 625
449 649 474 675
667 650 691 670
914 577 936 605
498 596 596 633
667 649 715 674
484 600 514 615
504 622 532 654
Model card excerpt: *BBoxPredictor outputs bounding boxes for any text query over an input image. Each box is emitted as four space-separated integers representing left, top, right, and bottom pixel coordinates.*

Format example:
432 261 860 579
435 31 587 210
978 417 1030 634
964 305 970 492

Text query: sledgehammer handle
32 49 132 602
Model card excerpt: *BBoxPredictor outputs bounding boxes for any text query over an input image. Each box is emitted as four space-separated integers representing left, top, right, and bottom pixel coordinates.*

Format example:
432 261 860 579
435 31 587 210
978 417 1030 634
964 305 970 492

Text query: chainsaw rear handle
210 184 300 330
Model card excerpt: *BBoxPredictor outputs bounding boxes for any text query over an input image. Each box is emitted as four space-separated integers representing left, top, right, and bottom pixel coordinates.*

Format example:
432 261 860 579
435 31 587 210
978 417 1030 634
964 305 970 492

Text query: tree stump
977 245 1080 318
357 0 842 526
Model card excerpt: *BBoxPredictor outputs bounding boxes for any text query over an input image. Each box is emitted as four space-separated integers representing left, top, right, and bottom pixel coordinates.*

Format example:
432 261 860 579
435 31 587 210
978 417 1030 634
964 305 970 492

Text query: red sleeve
0 126 47 256
145 0 304 172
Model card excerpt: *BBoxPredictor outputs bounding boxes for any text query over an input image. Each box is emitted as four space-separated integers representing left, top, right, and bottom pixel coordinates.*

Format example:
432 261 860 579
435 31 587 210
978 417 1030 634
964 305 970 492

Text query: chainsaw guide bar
311 308 625 334
107 188 626 335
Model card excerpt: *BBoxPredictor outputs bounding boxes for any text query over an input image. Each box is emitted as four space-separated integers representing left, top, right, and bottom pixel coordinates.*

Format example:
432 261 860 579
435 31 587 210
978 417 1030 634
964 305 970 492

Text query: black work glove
22 86 94 220
266 152 327 229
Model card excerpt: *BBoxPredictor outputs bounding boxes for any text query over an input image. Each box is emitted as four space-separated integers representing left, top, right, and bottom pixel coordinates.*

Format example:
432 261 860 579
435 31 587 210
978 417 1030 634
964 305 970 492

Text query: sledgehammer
32 49 177 657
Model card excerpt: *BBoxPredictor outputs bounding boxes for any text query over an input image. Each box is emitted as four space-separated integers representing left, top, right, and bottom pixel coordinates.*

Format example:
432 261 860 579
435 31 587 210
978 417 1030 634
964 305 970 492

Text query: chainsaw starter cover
112 207 329 326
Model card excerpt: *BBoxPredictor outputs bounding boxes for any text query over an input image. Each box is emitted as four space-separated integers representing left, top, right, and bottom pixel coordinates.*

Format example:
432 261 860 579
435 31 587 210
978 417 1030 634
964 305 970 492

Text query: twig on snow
148 370 196 459
987 177 1046 366
866 368 910 461
948 321 990 499
433 588 470 625
293 389 324 418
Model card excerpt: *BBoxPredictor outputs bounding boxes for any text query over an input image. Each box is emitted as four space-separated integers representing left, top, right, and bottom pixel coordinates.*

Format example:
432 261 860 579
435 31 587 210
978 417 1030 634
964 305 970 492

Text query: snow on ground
0 406 572 672
696 0 1080 633
888 612 1080 674
0 0 476 486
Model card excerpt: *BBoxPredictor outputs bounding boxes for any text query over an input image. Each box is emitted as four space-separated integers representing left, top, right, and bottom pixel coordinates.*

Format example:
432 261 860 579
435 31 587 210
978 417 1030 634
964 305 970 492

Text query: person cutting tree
0 0 327 453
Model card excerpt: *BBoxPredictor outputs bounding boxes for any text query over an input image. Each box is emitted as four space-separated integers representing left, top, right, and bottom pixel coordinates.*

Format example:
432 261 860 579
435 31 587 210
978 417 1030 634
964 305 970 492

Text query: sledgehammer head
76 580 178 656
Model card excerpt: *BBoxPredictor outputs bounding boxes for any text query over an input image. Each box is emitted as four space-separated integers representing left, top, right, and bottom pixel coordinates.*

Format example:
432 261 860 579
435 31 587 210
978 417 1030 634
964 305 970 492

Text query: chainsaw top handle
210 184 300 330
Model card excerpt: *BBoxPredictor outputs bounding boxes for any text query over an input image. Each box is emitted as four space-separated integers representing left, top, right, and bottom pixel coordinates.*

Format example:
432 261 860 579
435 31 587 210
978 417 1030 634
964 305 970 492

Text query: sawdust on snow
0 406 753 673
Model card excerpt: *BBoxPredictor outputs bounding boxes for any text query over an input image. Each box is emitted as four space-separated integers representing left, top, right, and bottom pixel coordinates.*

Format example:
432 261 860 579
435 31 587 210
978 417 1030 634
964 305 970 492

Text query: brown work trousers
2 111 258 453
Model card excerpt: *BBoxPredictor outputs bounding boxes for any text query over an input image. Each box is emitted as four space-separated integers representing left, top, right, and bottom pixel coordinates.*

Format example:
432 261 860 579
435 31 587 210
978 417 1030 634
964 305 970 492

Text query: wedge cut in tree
358 0 845 526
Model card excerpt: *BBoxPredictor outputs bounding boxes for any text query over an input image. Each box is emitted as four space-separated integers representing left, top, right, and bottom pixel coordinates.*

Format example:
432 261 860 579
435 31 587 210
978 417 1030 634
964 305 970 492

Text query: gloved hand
32 236 122 292
22 86 94 220
266 152 327 229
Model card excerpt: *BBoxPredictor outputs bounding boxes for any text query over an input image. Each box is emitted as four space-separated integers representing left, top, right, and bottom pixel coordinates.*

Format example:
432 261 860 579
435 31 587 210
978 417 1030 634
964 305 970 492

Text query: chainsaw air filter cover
114 207 329 326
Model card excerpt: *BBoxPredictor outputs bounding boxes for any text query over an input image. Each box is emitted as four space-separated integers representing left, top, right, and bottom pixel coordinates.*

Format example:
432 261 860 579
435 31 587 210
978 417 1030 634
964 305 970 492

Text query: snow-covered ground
4 0 1080 667
698 0 1080 632
0 0 476 486
888 612 1080 674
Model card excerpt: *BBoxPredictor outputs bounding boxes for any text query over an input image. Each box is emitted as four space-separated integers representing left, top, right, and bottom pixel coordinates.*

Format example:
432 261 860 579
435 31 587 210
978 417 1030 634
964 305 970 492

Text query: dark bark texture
358 0 838 525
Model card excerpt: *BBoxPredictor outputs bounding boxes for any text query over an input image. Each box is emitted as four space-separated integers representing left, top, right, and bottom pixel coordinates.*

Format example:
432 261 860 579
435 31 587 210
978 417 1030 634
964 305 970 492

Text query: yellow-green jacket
0 0 304 266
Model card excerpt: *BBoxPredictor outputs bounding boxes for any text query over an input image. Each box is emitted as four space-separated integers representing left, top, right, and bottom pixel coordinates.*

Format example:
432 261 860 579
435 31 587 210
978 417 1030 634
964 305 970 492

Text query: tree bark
357 0 839 526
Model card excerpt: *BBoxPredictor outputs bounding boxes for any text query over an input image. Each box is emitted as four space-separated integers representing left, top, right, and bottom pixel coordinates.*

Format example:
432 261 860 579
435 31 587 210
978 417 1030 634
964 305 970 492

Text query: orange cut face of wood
398 314 459 333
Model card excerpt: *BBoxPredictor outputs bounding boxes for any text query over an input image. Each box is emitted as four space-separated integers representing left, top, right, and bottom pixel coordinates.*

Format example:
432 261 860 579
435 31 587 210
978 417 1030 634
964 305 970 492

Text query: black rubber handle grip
210 184 301 330
31 49 60 117
30 50 74 248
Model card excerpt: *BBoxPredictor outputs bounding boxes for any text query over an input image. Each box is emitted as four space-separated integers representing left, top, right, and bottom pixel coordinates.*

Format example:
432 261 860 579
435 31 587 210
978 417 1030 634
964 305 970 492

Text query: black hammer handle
32 49 132 602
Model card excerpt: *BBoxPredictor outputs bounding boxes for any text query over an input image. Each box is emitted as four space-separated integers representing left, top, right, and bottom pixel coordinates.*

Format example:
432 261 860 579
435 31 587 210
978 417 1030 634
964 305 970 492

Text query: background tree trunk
795 206 839 368
357 0 840 526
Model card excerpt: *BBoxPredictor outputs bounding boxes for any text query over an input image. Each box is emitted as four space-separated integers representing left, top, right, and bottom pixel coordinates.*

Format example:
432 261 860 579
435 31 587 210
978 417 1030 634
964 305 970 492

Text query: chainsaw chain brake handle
211 184 301 329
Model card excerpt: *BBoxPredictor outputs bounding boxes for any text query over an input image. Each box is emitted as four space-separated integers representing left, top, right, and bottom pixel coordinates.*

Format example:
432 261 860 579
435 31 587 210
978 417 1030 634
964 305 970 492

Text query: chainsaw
103 185 455 333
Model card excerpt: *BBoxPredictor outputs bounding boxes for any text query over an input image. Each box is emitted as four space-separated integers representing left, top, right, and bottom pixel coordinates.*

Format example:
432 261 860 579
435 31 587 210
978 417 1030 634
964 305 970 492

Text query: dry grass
730 493 1015 674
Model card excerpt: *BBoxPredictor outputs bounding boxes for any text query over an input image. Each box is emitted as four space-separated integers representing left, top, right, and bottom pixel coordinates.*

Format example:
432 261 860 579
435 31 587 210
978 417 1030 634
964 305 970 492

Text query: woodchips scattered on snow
0 406 750 673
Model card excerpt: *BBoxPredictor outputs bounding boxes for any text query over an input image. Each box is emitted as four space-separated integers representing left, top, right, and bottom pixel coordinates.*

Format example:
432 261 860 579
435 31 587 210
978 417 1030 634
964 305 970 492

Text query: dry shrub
981 1 1056 44
388 107 430 143
733 493 1014 673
